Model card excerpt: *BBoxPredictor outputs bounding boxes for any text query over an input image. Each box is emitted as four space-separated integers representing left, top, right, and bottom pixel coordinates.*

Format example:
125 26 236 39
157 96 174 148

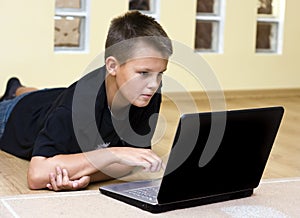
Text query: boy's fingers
72 182 79 189
46 183 53 190
143 152 163 172
62 169 70 186
47 169 90 191
141 162 152 172
55 166 63 187
75 176 90 189
49 172 58 191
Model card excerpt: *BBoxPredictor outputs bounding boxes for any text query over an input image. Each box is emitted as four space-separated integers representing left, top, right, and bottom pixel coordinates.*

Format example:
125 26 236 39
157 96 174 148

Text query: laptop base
100 188 253 213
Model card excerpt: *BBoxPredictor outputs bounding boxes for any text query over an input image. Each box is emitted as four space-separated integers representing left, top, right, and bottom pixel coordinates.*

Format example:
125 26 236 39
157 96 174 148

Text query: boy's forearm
27 147 162 190
27 148 117 190
90 164 134 183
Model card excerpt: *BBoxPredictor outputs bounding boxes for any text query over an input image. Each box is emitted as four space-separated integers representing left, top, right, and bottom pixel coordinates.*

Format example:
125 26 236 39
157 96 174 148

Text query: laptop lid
157 106 284 204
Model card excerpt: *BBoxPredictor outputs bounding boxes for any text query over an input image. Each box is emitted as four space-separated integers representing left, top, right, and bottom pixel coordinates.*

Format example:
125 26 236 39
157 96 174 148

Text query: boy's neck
105 74 130 112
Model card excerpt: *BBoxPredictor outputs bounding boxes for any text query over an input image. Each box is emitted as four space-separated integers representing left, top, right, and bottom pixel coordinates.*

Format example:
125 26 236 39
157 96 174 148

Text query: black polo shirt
0 66 161 160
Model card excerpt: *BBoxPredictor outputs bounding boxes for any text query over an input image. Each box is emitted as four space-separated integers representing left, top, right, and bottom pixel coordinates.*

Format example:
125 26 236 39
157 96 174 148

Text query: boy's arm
27 147 163 190
45 164 133 191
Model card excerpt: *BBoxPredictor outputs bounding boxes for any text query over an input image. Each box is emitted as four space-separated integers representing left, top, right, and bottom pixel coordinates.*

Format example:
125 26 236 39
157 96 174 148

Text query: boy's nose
147 77 160 90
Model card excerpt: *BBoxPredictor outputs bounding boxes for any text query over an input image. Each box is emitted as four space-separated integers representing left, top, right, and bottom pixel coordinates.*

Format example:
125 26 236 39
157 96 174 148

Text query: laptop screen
157 107 284 203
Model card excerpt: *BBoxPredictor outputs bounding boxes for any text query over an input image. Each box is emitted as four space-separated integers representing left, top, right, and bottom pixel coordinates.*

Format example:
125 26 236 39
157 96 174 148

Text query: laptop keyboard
124 186 159 203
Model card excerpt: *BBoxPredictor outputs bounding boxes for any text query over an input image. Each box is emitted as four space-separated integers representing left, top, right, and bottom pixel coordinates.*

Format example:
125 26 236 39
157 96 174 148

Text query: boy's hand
47 166 90 191
109 147 165 172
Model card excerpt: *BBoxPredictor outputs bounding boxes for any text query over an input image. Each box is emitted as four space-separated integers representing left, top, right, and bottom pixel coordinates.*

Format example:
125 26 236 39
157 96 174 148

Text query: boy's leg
0 77 38 101
15 87 38 96
0 77 23 101
0 92 33 138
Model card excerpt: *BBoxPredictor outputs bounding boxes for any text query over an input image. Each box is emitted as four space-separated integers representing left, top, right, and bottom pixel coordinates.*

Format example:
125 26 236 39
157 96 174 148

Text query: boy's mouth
141 93 153 99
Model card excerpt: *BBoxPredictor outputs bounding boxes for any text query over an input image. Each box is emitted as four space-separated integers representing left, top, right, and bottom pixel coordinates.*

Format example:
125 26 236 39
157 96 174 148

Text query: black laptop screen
158 107 284 203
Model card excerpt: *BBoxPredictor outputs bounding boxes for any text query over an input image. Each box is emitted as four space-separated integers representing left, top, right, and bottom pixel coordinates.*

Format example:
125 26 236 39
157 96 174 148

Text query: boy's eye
139 71 149 76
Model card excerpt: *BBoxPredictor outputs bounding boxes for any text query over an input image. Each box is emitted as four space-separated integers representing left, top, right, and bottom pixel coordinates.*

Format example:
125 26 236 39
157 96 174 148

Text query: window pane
195 20 218 51
197 0 218 14
54 16 82 47
56 0 81 9
257 0 273 15
129 0 150 11
256 22 278 51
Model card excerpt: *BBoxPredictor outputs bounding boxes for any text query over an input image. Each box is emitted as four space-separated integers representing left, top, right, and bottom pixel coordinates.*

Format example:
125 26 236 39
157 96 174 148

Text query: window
129 0 160 20
195 0 225 53
256 0 285 53
54 0 89 52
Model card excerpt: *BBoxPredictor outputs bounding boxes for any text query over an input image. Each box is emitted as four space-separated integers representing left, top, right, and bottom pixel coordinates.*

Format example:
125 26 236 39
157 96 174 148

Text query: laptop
99 106 284 213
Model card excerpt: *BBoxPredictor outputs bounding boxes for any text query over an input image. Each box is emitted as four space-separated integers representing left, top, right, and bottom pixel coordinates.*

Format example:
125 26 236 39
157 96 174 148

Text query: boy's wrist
104 147 120 164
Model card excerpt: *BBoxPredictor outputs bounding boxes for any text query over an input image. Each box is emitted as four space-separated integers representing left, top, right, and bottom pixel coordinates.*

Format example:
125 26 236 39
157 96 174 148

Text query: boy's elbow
27 157 49 190
27 169 45 190
27 173 40 190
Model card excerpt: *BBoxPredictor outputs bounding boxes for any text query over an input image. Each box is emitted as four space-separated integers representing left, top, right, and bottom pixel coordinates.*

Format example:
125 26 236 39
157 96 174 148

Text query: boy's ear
105 56 118 76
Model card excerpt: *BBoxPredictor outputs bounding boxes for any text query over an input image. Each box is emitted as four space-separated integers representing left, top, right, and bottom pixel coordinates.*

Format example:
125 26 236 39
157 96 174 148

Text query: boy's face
110 46 168 108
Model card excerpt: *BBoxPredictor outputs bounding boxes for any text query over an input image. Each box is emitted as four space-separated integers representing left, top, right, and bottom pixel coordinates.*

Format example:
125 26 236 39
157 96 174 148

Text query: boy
0 11 173 191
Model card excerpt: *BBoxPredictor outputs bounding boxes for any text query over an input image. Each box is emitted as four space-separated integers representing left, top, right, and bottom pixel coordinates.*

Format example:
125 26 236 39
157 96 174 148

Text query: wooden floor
0 89 299 196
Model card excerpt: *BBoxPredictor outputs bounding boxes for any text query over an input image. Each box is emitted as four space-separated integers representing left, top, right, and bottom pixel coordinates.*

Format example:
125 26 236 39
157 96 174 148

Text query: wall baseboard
162 88 300 102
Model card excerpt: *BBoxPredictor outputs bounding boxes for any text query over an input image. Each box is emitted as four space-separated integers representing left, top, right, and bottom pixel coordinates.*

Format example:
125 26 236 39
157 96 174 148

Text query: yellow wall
1 0 299 93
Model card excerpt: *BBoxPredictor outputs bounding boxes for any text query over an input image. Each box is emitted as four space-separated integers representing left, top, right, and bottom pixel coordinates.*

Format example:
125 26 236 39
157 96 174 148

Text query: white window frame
54 0 90 53
195 0 226 53
256 0 285 54
129 0 160 21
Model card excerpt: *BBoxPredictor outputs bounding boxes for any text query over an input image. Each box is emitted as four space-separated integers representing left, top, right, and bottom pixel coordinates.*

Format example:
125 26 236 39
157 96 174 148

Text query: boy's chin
132 99 151 108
